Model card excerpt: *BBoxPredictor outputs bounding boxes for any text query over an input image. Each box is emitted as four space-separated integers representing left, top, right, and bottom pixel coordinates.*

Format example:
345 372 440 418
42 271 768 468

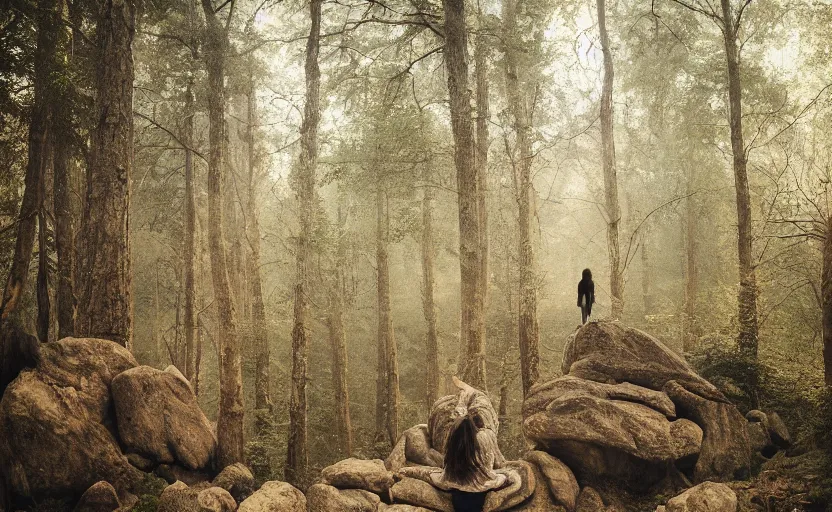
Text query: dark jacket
577 279 595 308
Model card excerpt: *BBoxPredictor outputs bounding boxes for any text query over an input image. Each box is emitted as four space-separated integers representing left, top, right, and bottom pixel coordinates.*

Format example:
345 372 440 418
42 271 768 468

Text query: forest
0 0 831 510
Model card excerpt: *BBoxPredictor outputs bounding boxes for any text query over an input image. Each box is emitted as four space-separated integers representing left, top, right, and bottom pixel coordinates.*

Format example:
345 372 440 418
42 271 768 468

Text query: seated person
399 377 509 512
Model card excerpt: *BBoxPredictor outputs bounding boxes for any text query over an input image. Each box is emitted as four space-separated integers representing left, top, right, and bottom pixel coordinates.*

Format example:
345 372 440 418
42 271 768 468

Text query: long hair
443 414 487 485
582 268 592 281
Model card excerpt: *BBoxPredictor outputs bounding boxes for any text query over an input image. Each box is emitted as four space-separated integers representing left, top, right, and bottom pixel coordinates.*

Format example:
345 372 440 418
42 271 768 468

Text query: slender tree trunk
641 229 651 318
243 82 272 412
328 198 353 455
36 210 50 342
597 0 624 320
823 216 832 386
720 0 758 358
0 0 58 329
183 81 197 382
375 186 399 447
475 19 490 349
421 180 440 408
76 0 135 348
683 164 698 352
442 0 486 390
503 0 539 396
201 0 244 468
53 121 75 340
286 0 320 485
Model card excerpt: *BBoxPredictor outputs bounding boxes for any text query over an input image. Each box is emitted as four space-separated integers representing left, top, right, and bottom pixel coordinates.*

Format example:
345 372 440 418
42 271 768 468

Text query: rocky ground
0 321 827 511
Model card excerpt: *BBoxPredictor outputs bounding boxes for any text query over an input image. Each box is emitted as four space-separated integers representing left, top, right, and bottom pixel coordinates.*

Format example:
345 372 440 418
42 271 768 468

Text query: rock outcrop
238 481 306 512
662 481 738 512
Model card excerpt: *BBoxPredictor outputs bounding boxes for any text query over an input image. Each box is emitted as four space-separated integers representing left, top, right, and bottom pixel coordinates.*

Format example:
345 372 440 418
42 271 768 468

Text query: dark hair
444 414 487 485
582 268 592 281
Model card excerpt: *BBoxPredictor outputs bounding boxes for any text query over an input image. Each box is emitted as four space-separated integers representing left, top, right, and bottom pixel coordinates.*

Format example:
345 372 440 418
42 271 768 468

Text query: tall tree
375 185 399 447
286 0 321 485
201 0 245 467
502 0 539 396
75 0 135 348
421 174 440 408
442 0 486 390
597 0 624 320
182 79 197 382
474 9 490 349
328 196 353 455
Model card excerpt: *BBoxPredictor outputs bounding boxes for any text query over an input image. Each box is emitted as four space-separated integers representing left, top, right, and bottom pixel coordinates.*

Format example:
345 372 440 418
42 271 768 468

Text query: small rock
379 506 434 511
747 422 775 457
766 412 791 449
155 464 212 486
213 463 255 502
576 487 605 512
665 481 737 512
306 483 381 512
321 458 394 494
238 481 306 512
73 481 121 512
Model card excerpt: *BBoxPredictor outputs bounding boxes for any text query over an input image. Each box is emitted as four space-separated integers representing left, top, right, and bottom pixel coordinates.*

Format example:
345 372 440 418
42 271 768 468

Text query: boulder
379 506 434 511
524 382 703 489
766 412 791 449
386 425 444 471
73 481 121 512
575 487 605 512
664 381 750 482
524 451 579 511
155 464 212 486
747 422 774 457
111 365 216 470
524 376 676 419
306 484 381 512
510 460 568 512
157 481 207 512
390 477 452 512
483 460 535 512
664 481 737 512
0 338 142 498
213 463 255 502
562 322 726 403
428 393 498 455
197 487 237 512
238 481 306 512
321 458 395 495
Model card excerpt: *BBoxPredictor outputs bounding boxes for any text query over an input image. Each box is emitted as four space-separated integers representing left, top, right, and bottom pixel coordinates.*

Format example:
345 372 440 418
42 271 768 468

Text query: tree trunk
201 0 244 468
53 117 76 340
442 0 486 390
183 80 197 382
375 186 399 447
683 163 698 352
823 216 832 386
328 198 353 455
76 0 134 348
243 81 272 412
286 0 320 485
421 180 440 409
597 0 624 320
475 20 490 350
720 0 758 357
641 229 651 319
503 0 539 397
36 210 49 342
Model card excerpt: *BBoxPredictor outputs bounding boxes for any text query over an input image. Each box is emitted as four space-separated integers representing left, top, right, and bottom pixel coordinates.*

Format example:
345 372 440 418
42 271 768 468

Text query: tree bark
76 0 134 348
375 186 399 447
503 0 539 397
243 80 272 412
421 180 440 409
720 0 758 357
183 80 197 382
475 19 490 350
823 215 832 386
597 0 624 320
286 0 321 485
201 0 245 468
36 209 49 342
442 0 486 390
53 116 76 340
683 163 698 352
328 198 353 455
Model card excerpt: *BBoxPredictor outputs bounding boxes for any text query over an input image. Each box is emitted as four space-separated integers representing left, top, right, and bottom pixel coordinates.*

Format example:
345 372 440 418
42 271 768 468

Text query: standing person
398 377 510 512
577 268 595 324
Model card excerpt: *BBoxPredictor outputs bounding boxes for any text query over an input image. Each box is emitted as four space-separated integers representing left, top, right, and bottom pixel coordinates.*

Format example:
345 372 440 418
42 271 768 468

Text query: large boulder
511 459 568 512
0 338 142 498
524 378 703 489
390 477 452 512
212 463 255 502
562 322 726 403
386 425 444 471
157 481 236 512
238 481 306 512
321 458 394 495
111 365 216 470
306 483 381 512
664 381 750 482
482 461 535 512
664 481 737 512
73 481 122 512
